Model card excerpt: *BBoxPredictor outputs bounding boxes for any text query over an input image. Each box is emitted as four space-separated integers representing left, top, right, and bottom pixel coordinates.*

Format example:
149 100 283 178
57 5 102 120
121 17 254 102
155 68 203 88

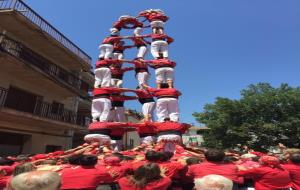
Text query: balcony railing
0 0 91 65
0 34 91 94
0 87 88 127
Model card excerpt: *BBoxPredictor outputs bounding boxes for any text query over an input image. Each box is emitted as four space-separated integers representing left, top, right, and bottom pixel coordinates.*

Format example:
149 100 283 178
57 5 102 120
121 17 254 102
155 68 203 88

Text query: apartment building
0 0 93 156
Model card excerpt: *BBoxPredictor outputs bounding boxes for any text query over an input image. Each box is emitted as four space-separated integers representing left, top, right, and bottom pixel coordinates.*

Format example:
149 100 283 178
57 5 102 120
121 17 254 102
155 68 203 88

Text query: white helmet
118 15 134 21
157 134 182 144
110 28 119 35
134 27 143 35
84 134 111 145
141 136 157 145
153 9 165 14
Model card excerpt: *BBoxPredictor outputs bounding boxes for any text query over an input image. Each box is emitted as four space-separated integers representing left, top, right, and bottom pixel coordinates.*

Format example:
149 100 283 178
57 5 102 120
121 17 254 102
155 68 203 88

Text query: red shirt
131 37 150 46
113 18 143 30
95 59 122 68
93 87 129 96
96 164 127 182
110 67 134 79
158 161 185 179
61 166 114 189
145 58 176 69
133 60 149 73
118 176 171 190
187 162 241 183
283 164 300 190
110 95 137 102
128 122 156 136
147 87 181 98
0 176 10 190
88 122 127 130
152 121 190 134
147 34 173 43
138 12 169 22
134 89 153 99
113 44 134 52
102 36 122 44
238 166 292 190
110 127 136 138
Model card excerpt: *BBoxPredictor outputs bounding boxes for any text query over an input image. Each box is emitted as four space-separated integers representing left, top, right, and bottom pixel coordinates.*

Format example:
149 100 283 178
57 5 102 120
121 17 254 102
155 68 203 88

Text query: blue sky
26 0 300 125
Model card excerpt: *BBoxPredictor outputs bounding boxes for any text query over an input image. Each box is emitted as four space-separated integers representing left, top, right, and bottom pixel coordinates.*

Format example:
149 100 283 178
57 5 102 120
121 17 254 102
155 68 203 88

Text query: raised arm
122 67 135 72
166 35 174 44
122 95 138 100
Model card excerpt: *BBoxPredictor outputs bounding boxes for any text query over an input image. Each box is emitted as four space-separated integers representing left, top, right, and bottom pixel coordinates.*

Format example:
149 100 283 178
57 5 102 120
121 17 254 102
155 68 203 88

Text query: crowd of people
0 144 300 189
1 9 300 190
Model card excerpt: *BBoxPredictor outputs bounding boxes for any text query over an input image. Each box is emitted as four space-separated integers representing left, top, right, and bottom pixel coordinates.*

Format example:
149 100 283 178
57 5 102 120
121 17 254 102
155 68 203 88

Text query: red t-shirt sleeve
146 177 171 190
186 165 195 178
122 67 134 72
166 36 174 44
238 167 262 178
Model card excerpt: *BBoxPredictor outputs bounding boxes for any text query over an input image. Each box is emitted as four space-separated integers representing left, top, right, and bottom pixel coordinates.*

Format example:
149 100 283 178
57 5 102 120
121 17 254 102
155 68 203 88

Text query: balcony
0 87 89 127
0 34 92 97
0 0 91 71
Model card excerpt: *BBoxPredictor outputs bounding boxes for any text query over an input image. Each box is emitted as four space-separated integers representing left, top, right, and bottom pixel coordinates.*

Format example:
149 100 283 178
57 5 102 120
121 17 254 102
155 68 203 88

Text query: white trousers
156 98 179 122
141 136 156 145
113 52 124 60
108 109 116 122
99 44 113 59
150 20 165 28
137 46 147 58
155 67 174 83
115 107 126 122
94 67 111 88
91 98 111 122
111 78 123 88
108 107 126 122
112 140 124 152
151 40 168 58
136 72 149 87
142 102 156 118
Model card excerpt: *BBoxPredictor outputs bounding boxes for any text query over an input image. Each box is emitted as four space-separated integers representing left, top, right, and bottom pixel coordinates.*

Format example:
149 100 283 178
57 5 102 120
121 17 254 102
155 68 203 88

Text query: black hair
68 154 83 165
111 152 124 160
80 155 98 166
224 156 239 163
186 157 200 166
160 83 169 89
131 163 162 188
163 117 171 122
290 154 300 164
145 150 162 162
160 151 174 162
0 157 15 166
122 156 134 161
204 149 225 162
15 155 30 162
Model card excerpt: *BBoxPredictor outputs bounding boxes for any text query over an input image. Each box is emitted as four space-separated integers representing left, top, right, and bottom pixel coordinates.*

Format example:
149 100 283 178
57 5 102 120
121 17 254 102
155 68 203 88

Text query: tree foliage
193 83 300 151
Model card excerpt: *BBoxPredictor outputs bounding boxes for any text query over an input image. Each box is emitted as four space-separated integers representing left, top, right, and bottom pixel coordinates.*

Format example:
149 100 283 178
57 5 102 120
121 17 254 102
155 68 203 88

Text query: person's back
118 163 171 190
8 170 60 190
187 149 240 183
118 176 171 190
61 155 113 190
239 156 292 190
283 153 300 190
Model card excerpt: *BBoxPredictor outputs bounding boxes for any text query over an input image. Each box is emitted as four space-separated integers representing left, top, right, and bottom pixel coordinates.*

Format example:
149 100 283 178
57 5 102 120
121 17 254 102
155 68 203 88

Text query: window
5 86 40 114
129 139 134 149
45 145 62 153
51 101 64 114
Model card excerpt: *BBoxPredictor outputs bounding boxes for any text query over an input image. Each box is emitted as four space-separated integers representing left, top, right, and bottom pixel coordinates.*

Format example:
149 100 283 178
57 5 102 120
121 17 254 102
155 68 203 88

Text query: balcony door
5 86 39 114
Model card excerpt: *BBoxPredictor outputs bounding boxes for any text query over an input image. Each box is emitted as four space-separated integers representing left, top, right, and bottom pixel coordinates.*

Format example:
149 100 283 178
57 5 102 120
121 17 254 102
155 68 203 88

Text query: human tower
85 9 191 152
